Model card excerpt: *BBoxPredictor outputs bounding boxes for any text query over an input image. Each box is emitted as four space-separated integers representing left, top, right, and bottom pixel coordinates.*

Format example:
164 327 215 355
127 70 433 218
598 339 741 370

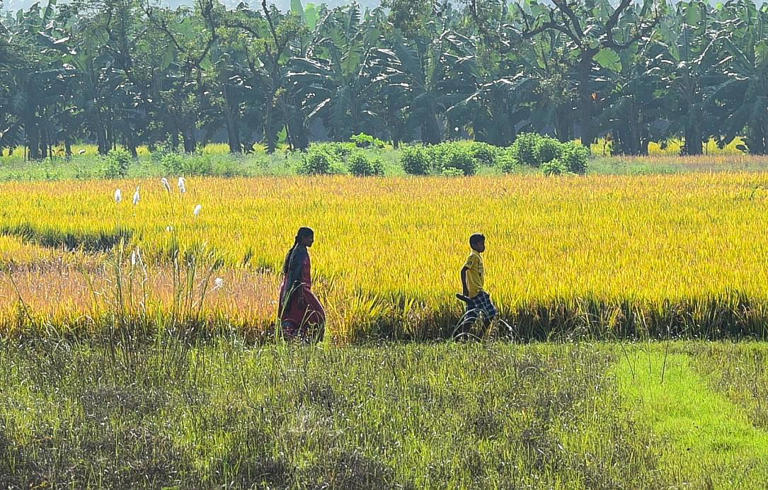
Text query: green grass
614 348 768 487
7 145 768 182
0 147 407 181
589 154 768 174
2 339 768 487
683 343 768 429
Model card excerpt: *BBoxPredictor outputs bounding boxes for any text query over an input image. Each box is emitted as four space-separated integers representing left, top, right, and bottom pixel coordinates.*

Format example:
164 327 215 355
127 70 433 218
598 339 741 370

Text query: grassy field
1 339 767 487
4 141 768 181
0 174 767 340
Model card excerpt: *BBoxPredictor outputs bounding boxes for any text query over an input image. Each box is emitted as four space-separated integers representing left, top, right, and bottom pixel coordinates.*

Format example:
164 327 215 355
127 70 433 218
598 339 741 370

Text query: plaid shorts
466 291 498 322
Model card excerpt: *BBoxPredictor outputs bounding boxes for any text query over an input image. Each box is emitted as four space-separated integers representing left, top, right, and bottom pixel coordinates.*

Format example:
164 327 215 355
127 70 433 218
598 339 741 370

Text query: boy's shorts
465 291 498 323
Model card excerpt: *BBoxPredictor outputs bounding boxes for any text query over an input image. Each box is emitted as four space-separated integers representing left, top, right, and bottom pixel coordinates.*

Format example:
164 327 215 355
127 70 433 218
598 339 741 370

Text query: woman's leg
298 288 325 340
281 321 299 340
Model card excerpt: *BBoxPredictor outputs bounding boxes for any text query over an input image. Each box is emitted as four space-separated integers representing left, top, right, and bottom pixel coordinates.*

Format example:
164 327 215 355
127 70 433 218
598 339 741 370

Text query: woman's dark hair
283 227 314 274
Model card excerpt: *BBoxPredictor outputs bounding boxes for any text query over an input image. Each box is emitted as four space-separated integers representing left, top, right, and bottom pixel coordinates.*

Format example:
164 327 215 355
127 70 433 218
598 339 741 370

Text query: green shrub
441 167 464 177
541 159 569 176
313 142 356 159
468 142 499 166
425 144 447 172
350 133 386 149
215 161 248 178
509 133 540 166
161 153 184 175
498 152 520 173
401 146 432 175
534 137 562 165
182 155 214 176
508 134 589 172
371 158 384 176
149 141 179 165
299 148 338 175
560 142 590 174
102 148 132 179
424 142 480 176
440 144 477 176
348 152 384 176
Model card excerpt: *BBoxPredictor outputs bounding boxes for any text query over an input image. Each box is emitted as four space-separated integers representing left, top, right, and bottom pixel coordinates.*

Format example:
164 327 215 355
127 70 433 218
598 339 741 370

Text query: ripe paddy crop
1 173 768 342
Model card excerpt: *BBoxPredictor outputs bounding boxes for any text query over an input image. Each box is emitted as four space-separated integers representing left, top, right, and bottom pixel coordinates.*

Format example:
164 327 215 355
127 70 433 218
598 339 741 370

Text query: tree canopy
2 0 767 157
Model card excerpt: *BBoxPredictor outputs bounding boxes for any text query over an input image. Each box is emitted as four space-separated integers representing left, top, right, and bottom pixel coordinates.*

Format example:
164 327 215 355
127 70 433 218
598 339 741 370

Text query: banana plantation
1 0 767 158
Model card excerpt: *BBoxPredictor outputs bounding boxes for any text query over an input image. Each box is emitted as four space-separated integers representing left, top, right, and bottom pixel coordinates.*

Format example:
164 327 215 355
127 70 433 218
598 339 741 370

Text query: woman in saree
278 227 325 340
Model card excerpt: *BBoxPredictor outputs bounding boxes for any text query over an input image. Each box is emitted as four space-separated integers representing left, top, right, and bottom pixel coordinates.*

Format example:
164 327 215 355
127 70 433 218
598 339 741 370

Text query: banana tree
220 1 307 152
500 0 661 146
706 0 768 154
373 0 472 144
287 3 384 141
658 0 722 155
0 18 19 153
143 0 220 152
439 29 532 145
6 1 77 159
595 29 669 154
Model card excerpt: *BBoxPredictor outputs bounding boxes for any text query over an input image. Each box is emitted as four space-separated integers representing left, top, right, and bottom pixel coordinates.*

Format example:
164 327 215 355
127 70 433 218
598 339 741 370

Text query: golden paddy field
1 173 768 342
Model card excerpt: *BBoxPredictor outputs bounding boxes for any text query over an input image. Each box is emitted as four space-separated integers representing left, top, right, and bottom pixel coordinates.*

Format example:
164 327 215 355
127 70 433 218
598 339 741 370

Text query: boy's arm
461 266 469 297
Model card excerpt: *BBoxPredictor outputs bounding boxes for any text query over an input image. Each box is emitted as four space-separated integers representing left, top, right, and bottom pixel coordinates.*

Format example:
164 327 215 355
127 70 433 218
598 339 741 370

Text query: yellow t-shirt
464 251 484 298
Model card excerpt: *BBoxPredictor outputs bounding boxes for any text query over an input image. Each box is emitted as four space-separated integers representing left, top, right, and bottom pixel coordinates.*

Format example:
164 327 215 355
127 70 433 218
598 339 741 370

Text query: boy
459 233 498 330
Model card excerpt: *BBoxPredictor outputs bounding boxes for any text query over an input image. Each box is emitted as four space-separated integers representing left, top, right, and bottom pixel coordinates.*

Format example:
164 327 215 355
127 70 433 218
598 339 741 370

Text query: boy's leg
478 292 497 320
456 300 479 338
481 293 513 338
478 292 499 330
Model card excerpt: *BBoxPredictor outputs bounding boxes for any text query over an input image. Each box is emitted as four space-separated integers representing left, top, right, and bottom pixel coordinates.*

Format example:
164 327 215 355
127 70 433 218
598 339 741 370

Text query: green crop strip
614 350 768 487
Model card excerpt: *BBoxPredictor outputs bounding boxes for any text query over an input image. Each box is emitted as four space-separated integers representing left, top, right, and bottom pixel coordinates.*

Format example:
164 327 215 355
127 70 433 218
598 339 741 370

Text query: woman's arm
288 246 307 287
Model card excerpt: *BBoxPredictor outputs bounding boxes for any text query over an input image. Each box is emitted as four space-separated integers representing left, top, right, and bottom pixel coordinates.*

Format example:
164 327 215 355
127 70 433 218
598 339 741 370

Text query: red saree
278 250 325 339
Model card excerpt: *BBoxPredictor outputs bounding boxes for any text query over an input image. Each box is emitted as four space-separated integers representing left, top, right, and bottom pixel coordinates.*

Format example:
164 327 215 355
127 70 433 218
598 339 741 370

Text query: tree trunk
225 108 242 154
293 123 309 151
639 129 650 156
577 57 595 147
682 110 702 155
109 120 116 152
64 136 72 158
747 119 767 155
94 109 110 155
182 127 197 153
264 86 278 154
422 106 442 145
223 85 242 154
39 125 48 160
97 127 109 156
127 136 138 158
170 130 180 152
614 99 644 156
27 117 41 160
554 105 572 143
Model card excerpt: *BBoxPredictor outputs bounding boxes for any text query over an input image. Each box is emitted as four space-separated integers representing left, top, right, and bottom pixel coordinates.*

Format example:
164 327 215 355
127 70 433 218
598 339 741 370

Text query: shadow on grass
1 222 132 253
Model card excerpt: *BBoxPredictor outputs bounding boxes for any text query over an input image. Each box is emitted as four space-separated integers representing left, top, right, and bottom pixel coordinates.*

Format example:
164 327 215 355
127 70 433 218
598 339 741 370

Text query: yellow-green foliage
591 137 748 157
0 143 261 160
201 143 232 155
0 174 767 340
